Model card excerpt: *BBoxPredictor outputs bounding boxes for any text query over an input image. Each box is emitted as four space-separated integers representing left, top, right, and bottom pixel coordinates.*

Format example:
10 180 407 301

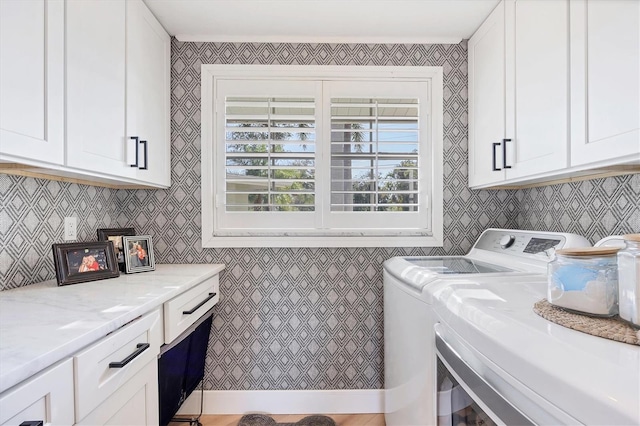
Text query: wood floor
172 413 385 426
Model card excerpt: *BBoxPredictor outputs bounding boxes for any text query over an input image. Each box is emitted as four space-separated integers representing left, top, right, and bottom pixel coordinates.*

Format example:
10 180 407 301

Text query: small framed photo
122 235 156 274
97 227 136 272
52 242 120 286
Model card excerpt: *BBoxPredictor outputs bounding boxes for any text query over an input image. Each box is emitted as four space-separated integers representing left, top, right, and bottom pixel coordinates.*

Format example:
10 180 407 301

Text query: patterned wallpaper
1 39 637 391
114 40 520 390
516 174 640 242
0 174 119 289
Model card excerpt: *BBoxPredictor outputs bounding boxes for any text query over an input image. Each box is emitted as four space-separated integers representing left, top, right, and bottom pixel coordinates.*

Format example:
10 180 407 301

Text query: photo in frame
97 227 136 272
52 241 120 286
122 235 156 274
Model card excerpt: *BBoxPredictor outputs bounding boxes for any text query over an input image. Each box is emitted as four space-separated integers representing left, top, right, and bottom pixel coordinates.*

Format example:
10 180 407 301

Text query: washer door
435 330 534 426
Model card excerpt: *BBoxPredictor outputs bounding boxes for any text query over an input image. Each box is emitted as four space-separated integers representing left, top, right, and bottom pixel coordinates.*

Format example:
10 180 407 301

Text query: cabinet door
0 359 74 426
505 0 569 179
0 0 64 165
570 0 640 166
66 0 136 178
74 309 161 421
75 360 159 426
468 1 506 187
127 0 171 187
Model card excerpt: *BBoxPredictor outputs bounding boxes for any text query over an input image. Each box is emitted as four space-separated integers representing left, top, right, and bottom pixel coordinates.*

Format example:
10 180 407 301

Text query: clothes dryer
383 228 590 426
431 275 640 425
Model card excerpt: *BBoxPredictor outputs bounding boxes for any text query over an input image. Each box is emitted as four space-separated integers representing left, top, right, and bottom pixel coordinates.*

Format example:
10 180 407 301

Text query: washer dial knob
500 235 516 249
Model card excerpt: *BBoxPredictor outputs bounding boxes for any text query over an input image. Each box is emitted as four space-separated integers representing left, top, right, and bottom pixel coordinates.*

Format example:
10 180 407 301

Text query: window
202 66 443 247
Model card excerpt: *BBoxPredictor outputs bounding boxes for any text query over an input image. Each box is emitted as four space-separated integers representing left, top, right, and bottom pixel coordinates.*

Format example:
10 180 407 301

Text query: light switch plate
64 217 77 241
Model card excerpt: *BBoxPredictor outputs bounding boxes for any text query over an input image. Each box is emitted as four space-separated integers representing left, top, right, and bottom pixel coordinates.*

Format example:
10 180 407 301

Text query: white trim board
200 64 445 248
176 34 463 45
176 389 384 415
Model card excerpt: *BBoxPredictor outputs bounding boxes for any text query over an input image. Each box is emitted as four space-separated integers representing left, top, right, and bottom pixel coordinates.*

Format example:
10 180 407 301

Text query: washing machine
383 228 590 426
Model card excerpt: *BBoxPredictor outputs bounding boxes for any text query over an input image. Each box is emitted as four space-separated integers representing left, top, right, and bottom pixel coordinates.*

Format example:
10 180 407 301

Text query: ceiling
144 0 500 44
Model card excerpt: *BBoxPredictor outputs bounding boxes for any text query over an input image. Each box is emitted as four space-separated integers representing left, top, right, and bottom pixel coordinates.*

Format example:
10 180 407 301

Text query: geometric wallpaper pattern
114 40 520 390
0 39 638 391
516 174 640 241
0 174 119 289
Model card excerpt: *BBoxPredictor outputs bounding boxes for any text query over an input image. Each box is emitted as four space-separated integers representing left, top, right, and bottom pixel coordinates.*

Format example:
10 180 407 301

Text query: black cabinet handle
108 343 150 368
502 138 512 169
183 292 217 315
19 422 43 426
139 140 148 170
492 142 502 171
129 136 139 167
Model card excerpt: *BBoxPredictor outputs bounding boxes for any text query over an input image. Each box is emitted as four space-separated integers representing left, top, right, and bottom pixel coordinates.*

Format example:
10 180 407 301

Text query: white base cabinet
0 359 74 426
0 267 224 426
74 309 162 422
0 312 161 426
164 275 219 344
75 360 158 426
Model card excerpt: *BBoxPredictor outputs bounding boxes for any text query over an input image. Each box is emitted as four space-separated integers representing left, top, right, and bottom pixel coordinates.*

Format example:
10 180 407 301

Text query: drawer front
164 275 219 343
75 359 158 426
74 308 162 421
0 359 74 426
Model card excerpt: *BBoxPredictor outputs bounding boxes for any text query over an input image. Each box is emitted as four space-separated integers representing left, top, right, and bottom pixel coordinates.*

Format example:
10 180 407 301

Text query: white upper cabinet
65 0 137 179
468 1 506 187
126 0 171 187
504 0 569 179
1 0 170 188
469 0 638 189
570 0 640 166
469 0 569 188
67 0 171 187
0 0 65 165
65 0 170 186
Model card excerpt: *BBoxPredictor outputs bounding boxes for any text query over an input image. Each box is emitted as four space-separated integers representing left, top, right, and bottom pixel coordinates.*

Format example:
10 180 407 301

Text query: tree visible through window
225 97 316 212
330 97 419 212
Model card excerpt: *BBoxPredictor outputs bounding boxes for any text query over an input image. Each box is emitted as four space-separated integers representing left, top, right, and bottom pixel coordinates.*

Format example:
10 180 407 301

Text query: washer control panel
499 235 516 249
472 229 586 258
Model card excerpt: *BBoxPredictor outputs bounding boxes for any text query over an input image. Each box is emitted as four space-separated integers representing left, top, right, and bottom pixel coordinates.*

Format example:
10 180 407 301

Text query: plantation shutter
215 80 323 231
212 78 433 236
330 98 420 211
225 98 316 212
324 81 431 231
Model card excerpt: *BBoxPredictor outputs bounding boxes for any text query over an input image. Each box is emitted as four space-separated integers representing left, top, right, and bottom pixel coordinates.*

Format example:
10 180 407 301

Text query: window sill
201 234 444 248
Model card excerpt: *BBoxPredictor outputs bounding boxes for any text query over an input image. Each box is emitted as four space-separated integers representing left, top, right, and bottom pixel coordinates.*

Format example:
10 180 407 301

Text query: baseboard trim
176 389 384 415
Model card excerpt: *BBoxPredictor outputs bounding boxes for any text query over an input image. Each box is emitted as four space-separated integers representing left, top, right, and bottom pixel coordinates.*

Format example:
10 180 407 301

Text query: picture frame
97 227 136 272
122 235 156 274
52 241 120 286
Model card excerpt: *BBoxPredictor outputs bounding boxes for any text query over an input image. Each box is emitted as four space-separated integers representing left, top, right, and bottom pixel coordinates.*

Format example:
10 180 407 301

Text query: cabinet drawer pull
492 142 501 171
129 136 139 167
19 422 43 426
139 140 148 170
108 343 150 368
502 138 512 169
183 292 217 315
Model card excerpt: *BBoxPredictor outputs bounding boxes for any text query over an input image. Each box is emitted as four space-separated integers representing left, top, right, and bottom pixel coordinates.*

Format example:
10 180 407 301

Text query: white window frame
202 65 444 248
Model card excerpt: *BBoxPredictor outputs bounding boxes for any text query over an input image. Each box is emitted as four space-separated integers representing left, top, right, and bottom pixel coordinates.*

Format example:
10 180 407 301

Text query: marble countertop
0 264 225 394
